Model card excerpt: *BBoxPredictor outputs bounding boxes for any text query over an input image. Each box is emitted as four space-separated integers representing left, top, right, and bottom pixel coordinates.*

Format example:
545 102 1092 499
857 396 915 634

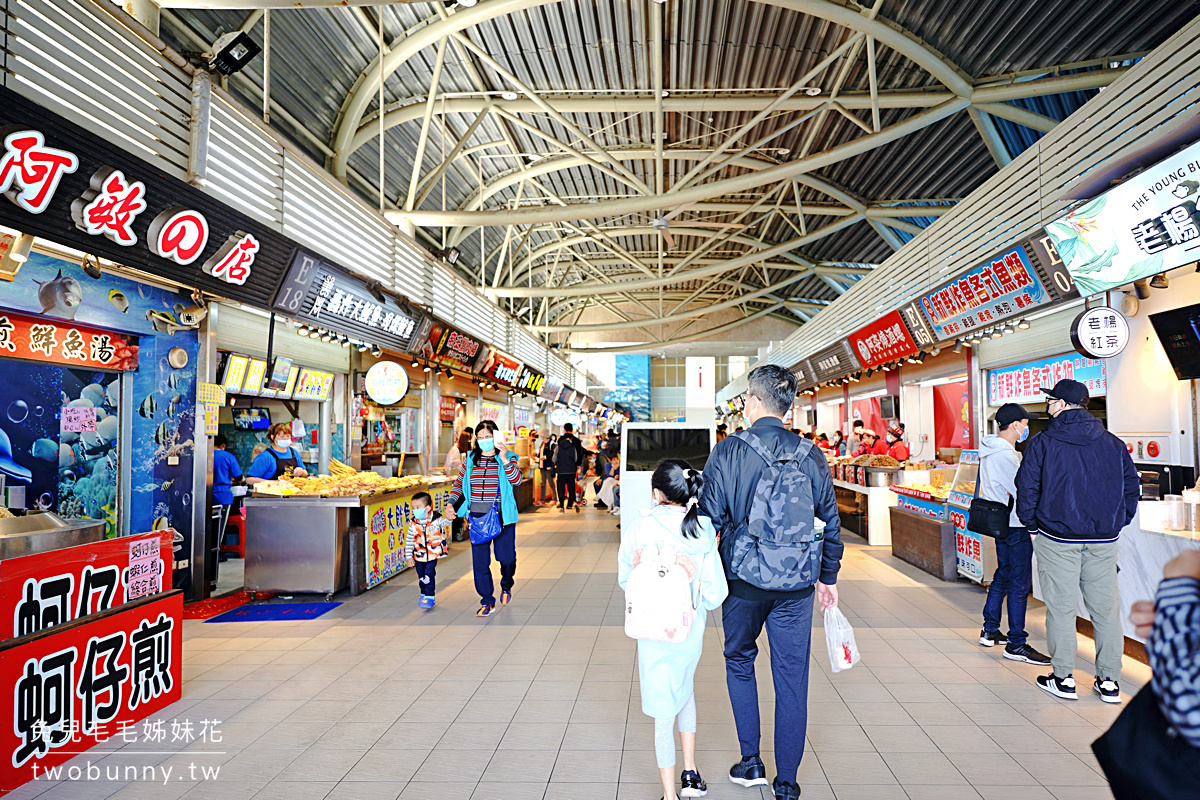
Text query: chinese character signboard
439 396 458 422
791 359 815 390
272 251 418 351
478 348 523 387
848 310 918 368
808 341 860 384
364 361 409 406
1070 307 1130 359
0 311 136 371
292 369 334 401
60 406 95 434
411 319 485 372
0 533 171 640
480 401 504 422
517 366 546 395
918 246 1050 339
0 591 182 793
0 87 293 308
1045 138 1200 297
987 353 1107 405
365 485 455 590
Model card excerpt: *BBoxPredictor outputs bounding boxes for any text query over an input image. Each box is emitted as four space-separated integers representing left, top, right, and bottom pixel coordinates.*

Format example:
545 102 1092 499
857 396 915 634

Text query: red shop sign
0 591 183 793
848 310 918 368
439 396 458 422
0 310 137 370
0 532 171 642
479 349 523 386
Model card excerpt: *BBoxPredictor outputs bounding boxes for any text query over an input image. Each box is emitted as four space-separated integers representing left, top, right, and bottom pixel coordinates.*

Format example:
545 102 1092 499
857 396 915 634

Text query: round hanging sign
1070 306 1129 359
550 407 580 428
364 361 409 405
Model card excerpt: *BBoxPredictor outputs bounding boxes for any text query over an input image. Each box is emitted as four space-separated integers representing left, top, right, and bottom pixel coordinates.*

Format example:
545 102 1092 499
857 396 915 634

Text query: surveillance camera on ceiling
206 32 261 76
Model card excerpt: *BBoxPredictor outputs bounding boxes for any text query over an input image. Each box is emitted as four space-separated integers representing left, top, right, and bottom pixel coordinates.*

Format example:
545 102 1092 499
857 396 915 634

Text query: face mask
275 438 290 448
477 437 495 452
414 506 429 520
1018 425 1030 443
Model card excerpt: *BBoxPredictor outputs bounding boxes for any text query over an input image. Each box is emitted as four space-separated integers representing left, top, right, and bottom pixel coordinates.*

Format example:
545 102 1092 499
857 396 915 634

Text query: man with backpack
700 364 843 800
553 422 586 513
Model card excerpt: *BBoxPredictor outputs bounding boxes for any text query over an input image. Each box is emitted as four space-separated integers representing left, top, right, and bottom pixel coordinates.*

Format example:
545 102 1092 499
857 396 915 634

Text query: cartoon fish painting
154 421 170 445
145 309 188 336
167 401 176 418
167 373 181 390
161 479 174 491
30 438 57 461
33 270 83 320
152 516 171 532
108 289 129 313
58 443 75 468
138 394 156 419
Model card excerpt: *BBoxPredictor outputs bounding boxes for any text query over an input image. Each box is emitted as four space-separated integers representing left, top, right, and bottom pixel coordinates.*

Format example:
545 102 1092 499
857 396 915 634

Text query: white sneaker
1094 677 1122 704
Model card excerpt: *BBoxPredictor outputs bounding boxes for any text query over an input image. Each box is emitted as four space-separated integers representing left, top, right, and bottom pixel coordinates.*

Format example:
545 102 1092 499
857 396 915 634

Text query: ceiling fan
629 201 746 252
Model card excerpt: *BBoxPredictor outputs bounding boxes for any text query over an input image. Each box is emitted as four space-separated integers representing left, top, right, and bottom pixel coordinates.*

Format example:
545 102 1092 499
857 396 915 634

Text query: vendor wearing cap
885 423 910 461
851 428 884 457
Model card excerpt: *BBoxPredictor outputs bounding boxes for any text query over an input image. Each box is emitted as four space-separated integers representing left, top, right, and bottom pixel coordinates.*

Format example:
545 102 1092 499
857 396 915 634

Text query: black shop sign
809 340 860 383
0 87 297 309
272 249 418 350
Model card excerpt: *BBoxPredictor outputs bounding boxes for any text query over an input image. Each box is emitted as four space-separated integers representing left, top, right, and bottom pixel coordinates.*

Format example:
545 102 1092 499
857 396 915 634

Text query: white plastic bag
824 606 860 673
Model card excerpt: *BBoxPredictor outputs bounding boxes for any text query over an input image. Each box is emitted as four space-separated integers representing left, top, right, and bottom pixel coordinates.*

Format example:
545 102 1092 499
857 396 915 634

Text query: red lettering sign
147 207 209 266
0 312 137 371
0 131 78 214
848 310 918 368
75 169 146 247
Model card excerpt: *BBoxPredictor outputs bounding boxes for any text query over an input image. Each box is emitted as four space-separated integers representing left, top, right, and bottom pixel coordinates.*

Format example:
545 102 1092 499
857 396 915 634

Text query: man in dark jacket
552 423 585 513
700 364 842 800
1015 379 1139 704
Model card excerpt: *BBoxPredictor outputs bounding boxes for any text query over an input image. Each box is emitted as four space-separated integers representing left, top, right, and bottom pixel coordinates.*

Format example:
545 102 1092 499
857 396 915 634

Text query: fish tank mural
0 252 200 595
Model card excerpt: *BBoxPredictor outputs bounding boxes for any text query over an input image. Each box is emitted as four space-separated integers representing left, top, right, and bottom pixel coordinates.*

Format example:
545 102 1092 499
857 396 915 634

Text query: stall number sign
1071 307 1129 358
0 311 137 371
918 246 1049 339
988 354 1107 405
0 593 182 793
294 369 334 401
364 361 409 405
60 407 95 433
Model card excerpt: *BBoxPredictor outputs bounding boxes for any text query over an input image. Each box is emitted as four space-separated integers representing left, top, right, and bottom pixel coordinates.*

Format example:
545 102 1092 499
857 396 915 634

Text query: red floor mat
182 591 266 620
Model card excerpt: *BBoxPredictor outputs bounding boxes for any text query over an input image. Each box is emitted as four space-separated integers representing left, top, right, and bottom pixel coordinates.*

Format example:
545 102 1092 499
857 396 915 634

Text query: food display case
944 450 997 584
0 512 107 558
829 455 902 546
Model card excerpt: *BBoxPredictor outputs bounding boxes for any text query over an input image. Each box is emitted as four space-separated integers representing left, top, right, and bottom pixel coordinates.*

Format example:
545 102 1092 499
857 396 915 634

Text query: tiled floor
12 505 1147 800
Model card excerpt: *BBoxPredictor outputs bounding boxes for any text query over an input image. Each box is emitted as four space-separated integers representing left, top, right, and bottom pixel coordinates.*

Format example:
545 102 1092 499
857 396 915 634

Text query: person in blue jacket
245 422 308 485
212 434 242 561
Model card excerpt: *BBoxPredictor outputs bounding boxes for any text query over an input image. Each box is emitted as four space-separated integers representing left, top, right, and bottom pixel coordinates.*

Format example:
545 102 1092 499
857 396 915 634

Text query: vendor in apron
245 422 309 485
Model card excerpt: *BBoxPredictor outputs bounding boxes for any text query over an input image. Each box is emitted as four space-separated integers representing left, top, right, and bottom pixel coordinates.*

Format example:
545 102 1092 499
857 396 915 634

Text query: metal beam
404 36 449 211
868 220 905 251
562 304 789 352
974 102 1059 133
968 107 1011 168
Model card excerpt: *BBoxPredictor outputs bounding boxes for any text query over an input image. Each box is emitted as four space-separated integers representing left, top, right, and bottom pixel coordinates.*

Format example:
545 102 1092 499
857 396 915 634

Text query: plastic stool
221 510 246 559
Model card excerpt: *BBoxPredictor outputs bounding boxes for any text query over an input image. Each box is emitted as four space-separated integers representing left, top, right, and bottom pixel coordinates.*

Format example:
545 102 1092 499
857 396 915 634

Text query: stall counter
832 480 898 546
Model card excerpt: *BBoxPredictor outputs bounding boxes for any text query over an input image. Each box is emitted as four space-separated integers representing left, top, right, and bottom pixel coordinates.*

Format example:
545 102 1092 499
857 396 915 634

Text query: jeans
473 523 516 606
557 474 577 508
723 591 815 785
1033 535 1123 680
414 559 437 596
982 527 1033 646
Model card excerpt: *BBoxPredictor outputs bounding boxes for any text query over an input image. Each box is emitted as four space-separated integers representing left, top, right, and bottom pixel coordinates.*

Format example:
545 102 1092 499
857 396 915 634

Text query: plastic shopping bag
824 606 860 673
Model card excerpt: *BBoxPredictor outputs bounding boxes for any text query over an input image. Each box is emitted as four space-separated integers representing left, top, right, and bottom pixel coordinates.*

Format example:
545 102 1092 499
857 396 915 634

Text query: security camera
206 32 262 76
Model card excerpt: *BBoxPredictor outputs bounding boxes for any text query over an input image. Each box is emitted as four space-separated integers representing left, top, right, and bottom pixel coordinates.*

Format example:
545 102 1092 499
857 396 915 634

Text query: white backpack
624 543 699 643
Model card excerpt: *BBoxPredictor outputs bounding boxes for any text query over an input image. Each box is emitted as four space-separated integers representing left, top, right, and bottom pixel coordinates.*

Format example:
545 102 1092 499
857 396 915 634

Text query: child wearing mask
618 459 728 800
405 492 451 609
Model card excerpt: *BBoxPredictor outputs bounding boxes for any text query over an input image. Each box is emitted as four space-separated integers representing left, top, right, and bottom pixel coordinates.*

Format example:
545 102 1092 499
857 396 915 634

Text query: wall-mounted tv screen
233 407 271 431
1151 303 1200 380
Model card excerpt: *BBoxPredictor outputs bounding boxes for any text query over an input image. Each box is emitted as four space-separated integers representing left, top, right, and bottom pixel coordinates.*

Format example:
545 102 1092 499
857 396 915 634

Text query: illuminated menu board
293 368 335 401
221 354 249 394
241 359 267 397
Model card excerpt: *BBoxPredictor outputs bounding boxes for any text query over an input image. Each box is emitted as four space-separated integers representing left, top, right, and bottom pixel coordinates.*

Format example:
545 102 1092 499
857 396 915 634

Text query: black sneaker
729 755 768 788
1003 643 1052 665
680 769 707 798
1036 672 1078 700
772 777 801 800
1094 677 1122 704
978 629 1008 647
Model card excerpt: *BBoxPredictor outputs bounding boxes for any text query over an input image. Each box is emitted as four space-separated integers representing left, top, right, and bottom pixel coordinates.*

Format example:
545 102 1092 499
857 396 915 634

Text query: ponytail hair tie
686 497 699 509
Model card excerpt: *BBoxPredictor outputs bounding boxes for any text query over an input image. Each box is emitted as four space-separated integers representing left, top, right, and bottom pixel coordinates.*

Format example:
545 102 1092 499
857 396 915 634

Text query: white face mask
275 438 290 448
477 437 495 453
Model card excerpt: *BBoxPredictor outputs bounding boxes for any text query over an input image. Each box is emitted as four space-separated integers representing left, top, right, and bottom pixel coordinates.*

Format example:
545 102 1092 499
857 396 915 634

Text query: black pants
557 474 577 508
414 559 437 596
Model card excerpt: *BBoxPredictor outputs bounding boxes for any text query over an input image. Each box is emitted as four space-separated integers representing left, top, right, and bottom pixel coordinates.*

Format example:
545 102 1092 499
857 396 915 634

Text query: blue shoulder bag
467 454 504 545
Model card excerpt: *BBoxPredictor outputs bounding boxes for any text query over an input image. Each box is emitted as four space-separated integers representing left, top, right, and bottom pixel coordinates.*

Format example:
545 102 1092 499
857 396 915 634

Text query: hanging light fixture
321 332 333 343
1017 318 1030 330
990 327 1002 339
953 339 964 353
297 326 310 336
1002 322 1015 335
411 358 419 368
356 343 369 352
423 363 432 372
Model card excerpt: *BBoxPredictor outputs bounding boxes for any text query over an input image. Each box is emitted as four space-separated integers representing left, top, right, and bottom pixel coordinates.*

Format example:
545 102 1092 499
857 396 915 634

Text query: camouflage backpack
725 431 824 591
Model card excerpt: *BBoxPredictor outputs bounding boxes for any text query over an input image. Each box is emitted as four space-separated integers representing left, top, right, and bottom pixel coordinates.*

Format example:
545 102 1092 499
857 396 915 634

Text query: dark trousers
414 559 437 596
472 523 516 606
982 527 1033 646
556 474 577 508
723 591 815 785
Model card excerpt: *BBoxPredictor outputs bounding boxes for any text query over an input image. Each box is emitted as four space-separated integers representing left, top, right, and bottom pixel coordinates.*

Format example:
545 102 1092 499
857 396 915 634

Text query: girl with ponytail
618 459 728 800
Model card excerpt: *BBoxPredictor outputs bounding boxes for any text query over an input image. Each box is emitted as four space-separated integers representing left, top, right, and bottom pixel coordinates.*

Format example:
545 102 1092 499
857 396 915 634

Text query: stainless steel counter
0 513 106 558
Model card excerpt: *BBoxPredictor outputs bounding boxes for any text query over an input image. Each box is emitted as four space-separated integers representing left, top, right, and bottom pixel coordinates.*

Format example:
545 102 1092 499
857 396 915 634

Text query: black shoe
772 777 801 800
1036 672 1078 700
1094 677 1122 704
978 629 1008 647
1003 643 1051 665
729 755 768 788
680 769 707 798
595 501 608 509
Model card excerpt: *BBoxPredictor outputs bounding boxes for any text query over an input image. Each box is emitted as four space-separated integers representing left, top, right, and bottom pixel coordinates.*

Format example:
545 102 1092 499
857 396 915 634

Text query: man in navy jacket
1015 379 1139 704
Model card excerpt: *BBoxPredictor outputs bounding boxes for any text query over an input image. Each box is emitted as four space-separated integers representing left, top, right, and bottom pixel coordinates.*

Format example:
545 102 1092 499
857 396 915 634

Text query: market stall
243 465 452 598
828 455 903 545
888 475 955 580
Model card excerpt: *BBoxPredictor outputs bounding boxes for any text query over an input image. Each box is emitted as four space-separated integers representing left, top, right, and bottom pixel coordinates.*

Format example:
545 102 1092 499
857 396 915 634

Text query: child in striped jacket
405 492 451 609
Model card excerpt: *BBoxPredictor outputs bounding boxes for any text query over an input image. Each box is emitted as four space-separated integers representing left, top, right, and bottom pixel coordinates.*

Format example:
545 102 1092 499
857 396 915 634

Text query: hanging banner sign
791 359 815 390
364 361 409 405
438 396 458 422
477 348 523 386
539 376 563 401
1045 137 1200 297
988 353 1108 406
1070 307 1130 359
516 366 546 394
809 341 860 383
411 318 485 372
480 401 505 422
0 87 292 308
271 250 418 350
918 245 1050 340
848 310 919 368
0 591 183 794
0 310 137 371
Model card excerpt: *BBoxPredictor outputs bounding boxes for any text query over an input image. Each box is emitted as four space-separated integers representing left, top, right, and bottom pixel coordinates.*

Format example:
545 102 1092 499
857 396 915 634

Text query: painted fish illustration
167 373 181 390
108 289 129 313
161 479 174 490
145 309 188 336
0 427 32 484
167 401 177 418
33 270 83 319
30 438 57 461
154 421 170 445
152 516 171 532
58 443 74 468
96 415 118 442
138 394 156 419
